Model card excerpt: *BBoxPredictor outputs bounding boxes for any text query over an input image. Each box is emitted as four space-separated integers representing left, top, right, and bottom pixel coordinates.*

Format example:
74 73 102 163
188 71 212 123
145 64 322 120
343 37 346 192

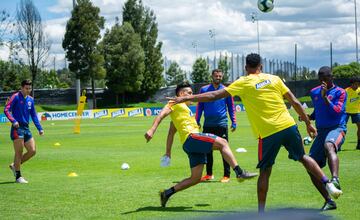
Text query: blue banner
0 113 9 123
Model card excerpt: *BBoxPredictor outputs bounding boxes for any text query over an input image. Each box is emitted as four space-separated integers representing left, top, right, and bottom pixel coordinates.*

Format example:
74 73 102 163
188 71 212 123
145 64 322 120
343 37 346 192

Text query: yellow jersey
345 87 360 114
225 73 296 139
167 102 199 144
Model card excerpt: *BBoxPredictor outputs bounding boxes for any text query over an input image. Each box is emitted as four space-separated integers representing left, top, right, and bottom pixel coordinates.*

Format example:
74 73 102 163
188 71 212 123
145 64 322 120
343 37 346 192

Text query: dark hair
21 79 32 87
246 53 261 68
350 76 360 84
318 66 332 77
212 69 223 75
175 82 191 96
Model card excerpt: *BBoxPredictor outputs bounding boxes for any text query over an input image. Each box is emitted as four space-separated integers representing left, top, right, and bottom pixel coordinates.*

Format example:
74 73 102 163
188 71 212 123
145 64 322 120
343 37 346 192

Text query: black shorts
257 125 305 170
203 126 228 141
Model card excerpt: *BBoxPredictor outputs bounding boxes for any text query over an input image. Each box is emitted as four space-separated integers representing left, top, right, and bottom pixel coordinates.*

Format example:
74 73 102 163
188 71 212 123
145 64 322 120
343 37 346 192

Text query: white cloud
22 0 360 71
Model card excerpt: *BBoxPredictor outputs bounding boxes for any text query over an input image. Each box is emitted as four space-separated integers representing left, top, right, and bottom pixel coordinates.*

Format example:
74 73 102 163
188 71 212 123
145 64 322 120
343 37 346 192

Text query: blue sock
321 176 329 184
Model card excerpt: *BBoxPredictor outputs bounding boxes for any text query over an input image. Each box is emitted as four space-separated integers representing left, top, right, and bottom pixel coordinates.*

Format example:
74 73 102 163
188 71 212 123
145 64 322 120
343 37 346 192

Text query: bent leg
173 164 204 193
22 138 36 164
212 137 237 168
307 171 331 202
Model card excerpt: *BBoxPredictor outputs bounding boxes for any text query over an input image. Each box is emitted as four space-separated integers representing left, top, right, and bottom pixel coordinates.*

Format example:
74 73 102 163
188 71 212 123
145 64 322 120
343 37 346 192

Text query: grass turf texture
0 109 359 219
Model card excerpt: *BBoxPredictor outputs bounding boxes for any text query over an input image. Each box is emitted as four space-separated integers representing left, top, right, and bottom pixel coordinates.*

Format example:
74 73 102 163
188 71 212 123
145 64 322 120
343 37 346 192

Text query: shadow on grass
341 149 359 152
0 181 15 185
172 181 219 184
122 206 237 215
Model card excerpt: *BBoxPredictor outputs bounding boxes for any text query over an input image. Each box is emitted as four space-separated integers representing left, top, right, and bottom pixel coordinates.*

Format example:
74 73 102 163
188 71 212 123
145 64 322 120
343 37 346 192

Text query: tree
166 61 185 86
123 0 164 99
0 60 30 91
0 9 11 45
16 0 50 97
101 22 145 105
36 69 69 89
333 62 360 78
63 0 105 108
191 57 209 83
217 56 230 83
57 68 76 88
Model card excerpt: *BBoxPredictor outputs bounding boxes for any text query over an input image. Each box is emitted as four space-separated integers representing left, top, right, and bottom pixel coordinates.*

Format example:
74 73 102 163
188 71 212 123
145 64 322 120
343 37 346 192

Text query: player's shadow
341 149 359 152
172 181 219 184
0 181 15 185
122 206 237 215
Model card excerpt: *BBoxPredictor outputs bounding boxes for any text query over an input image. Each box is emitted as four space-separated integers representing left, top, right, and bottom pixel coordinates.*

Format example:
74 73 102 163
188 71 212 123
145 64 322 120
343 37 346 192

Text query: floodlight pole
192 41 198 58
330 42 333 69
72 0 81 104
251 12 260 55
355 0 359 63
294 44 297 97
209 29 216 68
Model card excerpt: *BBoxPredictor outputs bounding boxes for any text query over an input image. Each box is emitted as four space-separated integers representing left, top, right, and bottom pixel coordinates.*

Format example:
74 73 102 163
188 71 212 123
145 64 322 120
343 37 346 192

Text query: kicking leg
212 137 257 181
300 155 342 200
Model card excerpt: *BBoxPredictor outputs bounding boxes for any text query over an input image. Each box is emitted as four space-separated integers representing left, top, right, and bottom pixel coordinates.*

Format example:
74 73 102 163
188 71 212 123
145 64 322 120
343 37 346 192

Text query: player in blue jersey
196 69 237 183
307 67 346 210
4 80 44 183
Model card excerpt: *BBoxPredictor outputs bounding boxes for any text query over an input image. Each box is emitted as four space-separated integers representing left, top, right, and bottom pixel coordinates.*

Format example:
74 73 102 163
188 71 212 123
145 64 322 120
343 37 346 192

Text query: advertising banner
39 110 93 121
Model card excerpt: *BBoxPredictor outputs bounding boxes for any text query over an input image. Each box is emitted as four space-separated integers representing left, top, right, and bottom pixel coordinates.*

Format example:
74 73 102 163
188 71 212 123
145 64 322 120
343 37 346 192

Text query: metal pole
330 42 333 69
192 41 198 58
251 12 260 55
256 19 260 55
72 0 81 104
294 44 297 97
209 29 216 68
355 0 359 62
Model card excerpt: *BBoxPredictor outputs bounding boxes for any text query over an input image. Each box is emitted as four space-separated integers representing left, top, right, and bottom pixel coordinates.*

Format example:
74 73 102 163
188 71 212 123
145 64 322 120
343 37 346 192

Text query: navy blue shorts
346 113 360 124
10 125 33 142
257 125 305 170
309 127 346 168
183 133 217 168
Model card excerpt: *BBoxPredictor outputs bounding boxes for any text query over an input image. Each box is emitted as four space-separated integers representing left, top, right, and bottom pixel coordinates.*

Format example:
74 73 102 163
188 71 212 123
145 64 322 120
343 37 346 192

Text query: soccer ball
303 136 313 145
121 163 130 170
258 0 274 13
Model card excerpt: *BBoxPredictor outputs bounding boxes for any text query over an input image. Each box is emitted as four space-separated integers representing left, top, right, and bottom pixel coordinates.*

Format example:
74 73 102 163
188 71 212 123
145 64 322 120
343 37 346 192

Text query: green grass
0 110 359 219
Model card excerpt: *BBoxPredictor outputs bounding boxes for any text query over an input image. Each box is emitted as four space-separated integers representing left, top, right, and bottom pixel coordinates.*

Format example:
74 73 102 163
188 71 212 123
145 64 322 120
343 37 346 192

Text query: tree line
0 0 358 106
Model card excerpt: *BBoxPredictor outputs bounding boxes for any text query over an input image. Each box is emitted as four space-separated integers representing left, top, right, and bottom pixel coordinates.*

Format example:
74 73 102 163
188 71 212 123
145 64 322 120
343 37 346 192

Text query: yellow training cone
54 142 61 146
68 172 78 177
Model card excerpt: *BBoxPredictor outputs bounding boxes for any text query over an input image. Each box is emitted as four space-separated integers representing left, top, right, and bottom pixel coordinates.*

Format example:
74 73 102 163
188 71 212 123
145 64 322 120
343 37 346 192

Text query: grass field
0 110 359 219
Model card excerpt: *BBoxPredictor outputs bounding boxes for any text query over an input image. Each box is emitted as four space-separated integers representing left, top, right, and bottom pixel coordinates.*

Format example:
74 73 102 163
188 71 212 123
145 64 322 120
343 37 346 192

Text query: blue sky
0 0 359 71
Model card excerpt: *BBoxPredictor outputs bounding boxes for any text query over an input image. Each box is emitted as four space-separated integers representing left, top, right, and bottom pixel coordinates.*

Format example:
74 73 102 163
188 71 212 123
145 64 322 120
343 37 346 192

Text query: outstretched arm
284 91 317 138
169 89 231 104
165 122 177 157
145 106 172 142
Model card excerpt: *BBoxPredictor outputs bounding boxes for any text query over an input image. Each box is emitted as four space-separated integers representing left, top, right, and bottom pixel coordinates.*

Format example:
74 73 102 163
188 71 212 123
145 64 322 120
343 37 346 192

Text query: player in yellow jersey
145 82 257 208
345 77 360 149
168 54 342 212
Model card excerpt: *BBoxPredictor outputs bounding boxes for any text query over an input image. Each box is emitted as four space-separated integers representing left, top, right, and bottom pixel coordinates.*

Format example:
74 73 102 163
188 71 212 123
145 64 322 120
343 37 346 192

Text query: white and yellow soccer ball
303 136 313 145
258 0 274 13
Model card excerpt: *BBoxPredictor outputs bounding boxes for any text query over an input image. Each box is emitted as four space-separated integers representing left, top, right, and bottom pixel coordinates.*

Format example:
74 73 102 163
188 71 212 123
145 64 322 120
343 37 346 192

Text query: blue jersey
310 85 347 130
195 84 236 128
4 91 43 131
